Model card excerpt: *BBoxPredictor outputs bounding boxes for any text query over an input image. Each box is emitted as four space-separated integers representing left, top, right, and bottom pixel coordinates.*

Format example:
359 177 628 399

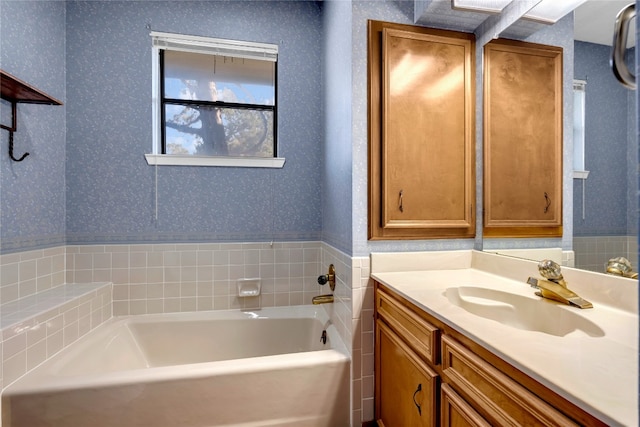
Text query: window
146 32 284 168
573 79 589 178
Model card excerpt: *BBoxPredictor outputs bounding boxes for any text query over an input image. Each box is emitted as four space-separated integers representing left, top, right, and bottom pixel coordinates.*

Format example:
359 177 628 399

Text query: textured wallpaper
0 0 67 252
1 0 325 253
64 1 323 246
321 0 353 255
574 41 635 236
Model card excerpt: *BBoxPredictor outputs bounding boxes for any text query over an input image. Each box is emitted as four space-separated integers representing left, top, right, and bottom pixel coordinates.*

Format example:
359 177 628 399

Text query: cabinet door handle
544 192 551 213
399 190 404 213
412 383 422 415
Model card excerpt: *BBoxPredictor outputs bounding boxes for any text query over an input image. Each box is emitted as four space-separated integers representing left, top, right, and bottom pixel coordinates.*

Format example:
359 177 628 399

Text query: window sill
573 170 590 179
145 154 286 168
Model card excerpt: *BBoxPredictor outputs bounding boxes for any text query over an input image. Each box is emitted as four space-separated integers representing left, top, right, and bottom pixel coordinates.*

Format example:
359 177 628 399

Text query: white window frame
145 31 285 168
572 79 588 179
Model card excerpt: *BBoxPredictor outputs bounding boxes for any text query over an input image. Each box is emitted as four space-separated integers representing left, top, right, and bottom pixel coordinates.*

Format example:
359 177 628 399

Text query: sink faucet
312 294 334 304
606 256 639 278
527 260 593 309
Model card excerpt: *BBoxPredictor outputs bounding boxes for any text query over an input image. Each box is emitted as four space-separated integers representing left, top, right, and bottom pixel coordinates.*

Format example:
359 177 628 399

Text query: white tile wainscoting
574 235 638 273
65 242 325 315
0 242 376 426
0 282 112 392
0 247 111 391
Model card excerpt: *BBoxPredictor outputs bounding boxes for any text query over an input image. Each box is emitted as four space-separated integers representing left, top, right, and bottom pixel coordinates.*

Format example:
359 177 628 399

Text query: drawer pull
544 192 551 213
412 383 422 415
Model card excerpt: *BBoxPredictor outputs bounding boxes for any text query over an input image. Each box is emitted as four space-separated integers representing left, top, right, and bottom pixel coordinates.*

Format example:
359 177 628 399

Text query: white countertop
371 250 638 427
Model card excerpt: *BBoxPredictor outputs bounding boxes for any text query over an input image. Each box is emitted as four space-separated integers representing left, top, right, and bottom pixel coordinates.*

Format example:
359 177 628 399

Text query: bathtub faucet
312 294 334 304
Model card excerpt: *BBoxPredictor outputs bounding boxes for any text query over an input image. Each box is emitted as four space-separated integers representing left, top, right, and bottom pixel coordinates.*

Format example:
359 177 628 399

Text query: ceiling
574 0 635 47
415 0 635 48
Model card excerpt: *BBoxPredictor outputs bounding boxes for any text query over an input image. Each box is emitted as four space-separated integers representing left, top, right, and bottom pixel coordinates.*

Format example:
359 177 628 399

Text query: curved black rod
8 132 29 162
1 100 29 162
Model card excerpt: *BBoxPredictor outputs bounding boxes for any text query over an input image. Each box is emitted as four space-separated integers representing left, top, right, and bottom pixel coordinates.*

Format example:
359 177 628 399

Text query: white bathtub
2 305 350 427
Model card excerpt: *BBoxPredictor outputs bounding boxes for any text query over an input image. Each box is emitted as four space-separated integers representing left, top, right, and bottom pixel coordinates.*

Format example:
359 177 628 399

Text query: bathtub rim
3 304 350 396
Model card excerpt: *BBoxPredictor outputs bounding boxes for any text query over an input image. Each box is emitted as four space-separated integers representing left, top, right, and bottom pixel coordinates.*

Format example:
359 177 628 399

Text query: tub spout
312 294 334 305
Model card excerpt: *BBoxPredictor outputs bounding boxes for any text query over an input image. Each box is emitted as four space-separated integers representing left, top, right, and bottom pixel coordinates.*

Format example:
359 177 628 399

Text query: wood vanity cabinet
483 39 563 237
374 282 607 427
368 20 475 240
377 321 438 427
375 288 440 427
441 384 492 427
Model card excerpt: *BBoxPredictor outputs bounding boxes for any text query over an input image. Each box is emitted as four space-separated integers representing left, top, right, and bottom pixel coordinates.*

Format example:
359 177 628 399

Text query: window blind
150 31 278 62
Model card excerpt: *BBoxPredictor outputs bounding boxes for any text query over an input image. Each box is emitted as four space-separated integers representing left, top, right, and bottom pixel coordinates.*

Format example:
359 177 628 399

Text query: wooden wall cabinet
374 282 606 427
483 39 563 237
368 21 475 240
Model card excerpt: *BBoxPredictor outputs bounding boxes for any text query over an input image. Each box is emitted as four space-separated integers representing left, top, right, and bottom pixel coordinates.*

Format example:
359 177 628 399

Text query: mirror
484 0 638 277
572 0 637 274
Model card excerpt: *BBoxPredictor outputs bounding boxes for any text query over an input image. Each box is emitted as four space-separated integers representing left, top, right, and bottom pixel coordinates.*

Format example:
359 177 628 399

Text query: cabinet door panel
483 39 562 237
368 20 475 240
382 28 469 229
441 384 491 427
376 320 438 427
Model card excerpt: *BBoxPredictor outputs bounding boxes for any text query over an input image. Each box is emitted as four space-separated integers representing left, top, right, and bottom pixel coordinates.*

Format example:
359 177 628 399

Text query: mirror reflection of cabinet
368 20 475 240
483 39 563 238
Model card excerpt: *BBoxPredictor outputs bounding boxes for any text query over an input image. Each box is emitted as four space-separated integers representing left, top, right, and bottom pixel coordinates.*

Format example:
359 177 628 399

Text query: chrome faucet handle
537 259 566 286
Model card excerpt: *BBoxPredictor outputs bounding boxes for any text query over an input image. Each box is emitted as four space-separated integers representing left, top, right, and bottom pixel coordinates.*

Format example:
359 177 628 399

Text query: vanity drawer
441 335 578 427
376 288 440 365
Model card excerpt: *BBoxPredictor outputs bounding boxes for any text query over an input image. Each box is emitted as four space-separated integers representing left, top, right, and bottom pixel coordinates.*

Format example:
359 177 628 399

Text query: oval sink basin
445 286 604 338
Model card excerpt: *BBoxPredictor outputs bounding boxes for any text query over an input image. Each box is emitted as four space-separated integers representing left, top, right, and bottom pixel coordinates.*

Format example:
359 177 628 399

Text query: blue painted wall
321 0 353 255
574 41 636 236
0 1 67 252
64 1 323 245
1 0 324 253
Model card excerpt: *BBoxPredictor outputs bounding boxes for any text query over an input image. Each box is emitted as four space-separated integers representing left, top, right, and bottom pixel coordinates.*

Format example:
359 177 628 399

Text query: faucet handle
537 259 566 285
317 264 336 291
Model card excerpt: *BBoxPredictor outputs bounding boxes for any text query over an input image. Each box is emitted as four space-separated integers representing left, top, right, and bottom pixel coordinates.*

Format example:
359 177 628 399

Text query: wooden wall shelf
0 69 63 161
1 70 63 105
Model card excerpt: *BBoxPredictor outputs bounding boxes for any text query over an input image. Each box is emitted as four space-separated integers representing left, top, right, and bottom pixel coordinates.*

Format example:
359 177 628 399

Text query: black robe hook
1 101 29 162
8 131 29 162
0 69 63 162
